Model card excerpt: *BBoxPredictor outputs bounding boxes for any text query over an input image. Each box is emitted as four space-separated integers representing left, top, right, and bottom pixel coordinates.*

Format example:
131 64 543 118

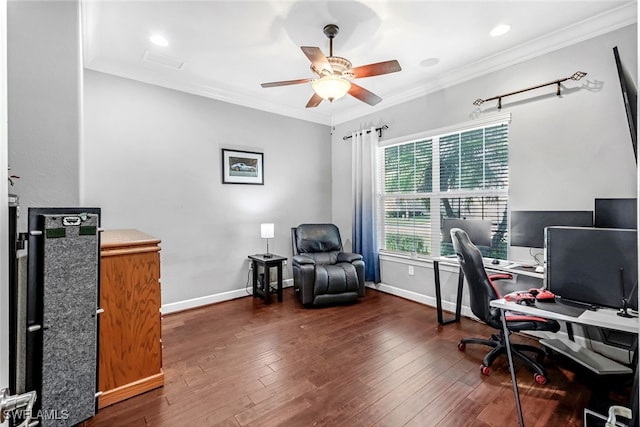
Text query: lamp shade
312 75 351 101
260 223 274 239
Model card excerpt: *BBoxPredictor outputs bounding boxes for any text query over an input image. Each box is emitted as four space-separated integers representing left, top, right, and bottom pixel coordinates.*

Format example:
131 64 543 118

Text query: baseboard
162 279 294 314
366 282 475 319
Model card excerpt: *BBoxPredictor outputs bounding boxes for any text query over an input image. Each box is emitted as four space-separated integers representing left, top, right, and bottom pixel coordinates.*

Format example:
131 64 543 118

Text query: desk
248 254 286 304
490 298 639 427
432 257 465 325
432 256 543 325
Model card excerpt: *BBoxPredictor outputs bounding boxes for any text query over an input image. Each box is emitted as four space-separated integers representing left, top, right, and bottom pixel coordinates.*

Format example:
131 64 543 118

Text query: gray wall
4 0 81 396
82 70 331 309
331 24 638 308
7 0 82 231
1 0 9 396
5 0 332 313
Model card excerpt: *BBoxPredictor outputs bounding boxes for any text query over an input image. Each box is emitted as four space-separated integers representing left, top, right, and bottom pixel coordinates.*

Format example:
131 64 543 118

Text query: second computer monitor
510 210 593 248
595 198 637 229
442 218 492 247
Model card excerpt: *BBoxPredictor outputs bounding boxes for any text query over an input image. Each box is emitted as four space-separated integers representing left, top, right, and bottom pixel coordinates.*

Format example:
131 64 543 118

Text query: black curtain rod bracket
343 125 389 141
473 71 587 109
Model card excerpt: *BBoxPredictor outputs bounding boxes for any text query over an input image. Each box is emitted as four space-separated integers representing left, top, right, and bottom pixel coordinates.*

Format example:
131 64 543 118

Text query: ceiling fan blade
261 78 314 88
349 83 382 106
351 60 402 79
301 46 331 75
305 92 323 108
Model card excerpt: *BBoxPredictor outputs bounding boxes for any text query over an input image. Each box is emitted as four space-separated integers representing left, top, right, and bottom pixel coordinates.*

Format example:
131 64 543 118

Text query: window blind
378 120 509 259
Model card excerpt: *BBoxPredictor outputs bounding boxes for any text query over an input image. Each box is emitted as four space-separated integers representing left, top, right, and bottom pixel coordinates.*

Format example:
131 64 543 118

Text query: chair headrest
294 224 342 253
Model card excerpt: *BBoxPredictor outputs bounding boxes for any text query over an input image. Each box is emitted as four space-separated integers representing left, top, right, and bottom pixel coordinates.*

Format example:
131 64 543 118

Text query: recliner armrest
293 254 315 265
337 252 363 263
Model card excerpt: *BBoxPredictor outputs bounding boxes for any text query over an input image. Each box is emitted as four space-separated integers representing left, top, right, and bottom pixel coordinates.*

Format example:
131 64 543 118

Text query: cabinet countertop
101 229 161 249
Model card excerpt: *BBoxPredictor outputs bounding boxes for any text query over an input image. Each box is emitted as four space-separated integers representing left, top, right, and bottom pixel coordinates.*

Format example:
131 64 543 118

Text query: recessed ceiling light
149 34 169 47
490 24 511 37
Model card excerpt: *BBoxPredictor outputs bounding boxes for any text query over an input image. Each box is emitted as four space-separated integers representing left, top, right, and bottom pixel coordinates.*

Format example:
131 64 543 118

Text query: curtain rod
473 71 587 109
343 125 389 141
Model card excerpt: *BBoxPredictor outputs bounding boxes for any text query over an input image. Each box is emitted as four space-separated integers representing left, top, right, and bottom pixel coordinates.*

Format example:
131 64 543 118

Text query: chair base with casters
458 330 549 384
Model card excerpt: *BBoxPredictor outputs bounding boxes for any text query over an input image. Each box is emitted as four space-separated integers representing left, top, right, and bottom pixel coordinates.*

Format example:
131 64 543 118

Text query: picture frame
221 149 264 185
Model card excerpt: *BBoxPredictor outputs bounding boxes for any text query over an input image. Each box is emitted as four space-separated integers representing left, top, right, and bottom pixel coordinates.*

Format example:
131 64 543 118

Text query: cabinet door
99 249 161 391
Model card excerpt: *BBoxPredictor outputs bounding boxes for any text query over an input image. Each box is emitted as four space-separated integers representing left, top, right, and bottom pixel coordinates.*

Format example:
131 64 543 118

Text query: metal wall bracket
473 71 587 109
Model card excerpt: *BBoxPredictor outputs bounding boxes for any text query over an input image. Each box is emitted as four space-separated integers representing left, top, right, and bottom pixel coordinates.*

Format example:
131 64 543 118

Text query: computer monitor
546 226 638 310
442 218 492 247
595 198 637 229
510 210 594 248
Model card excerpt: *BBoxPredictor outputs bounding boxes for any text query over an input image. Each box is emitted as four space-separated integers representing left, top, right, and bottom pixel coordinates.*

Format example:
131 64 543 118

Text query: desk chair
451 228 560 384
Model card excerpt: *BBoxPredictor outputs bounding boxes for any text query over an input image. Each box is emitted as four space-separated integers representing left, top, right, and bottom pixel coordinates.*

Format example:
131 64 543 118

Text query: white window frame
377 113 511 259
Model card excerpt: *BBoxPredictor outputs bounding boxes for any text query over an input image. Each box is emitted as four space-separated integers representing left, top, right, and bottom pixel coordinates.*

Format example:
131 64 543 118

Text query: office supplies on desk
504 291 536 306
529 288 556 302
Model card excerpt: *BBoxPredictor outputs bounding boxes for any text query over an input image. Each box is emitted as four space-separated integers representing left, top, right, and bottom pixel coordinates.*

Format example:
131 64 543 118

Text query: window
378 117 510 259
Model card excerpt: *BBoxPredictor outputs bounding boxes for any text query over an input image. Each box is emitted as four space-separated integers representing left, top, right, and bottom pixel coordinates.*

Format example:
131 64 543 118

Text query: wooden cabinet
98 229 164 409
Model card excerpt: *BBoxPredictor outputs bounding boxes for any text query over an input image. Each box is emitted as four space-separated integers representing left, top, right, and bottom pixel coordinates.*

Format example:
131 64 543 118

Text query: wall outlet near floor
283 259 287 266
408 265 414 276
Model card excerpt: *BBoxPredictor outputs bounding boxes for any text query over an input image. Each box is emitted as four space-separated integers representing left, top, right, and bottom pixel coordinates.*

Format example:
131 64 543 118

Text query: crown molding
85 59 332 126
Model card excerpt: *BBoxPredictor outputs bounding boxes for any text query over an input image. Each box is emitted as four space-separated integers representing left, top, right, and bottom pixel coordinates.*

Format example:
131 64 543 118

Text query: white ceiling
82 0 637 125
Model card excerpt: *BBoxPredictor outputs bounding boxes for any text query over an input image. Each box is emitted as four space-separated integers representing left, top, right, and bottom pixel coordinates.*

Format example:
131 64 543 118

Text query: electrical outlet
283 259 287 266
408 265 414 276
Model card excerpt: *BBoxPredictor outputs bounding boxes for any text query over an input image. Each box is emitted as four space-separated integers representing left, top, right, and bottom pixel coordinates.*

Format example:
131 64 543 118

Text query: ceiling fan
261 24 401 108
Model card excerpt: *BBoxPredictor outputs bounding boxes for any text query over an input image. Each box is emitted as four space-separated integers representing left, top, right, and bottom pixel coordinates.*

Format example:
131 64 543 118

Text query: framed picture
221 149 264 185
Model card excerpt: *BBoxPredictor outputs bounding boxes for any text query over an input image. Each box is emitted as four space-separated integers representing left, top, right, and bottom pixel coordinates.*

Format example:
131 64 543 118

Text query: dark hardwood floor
84 288 629 427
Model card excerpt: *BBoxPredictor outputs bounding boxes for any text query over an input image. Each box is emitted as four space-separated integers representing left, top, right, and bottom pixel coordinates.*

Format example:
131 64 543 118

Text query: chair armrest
489 273 512 281
337 252 363 263
293 255 315 265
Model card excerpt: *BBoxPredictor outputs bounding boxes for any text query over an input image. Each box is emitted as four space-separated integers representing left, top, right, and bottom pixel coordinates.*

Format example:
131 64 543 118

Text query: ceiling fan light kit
312 74 351 101
261 24 401 108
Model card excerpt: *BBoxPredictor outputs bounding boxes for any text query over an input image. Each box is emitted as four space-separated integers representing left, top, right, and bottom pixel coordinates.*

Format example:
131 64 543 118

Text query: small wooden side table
248 254 287 304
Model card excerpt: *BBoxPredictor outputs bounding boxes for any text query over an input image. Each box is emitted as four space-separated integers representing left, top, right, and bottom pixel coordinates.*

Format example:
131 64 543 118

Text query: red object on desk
536 290 556 302
504 291 536 306
529 287 556 302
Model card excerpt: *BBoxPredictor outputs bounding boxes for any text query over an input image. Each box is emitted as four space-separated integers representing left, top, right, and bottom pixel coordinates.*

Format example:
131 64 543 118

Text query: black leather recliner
291 224 365 306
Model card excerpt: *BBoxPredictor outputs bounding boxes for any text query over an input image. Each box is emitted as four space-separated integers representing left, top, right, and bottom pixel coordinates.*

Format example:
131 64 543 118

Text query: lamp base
263 253 273 259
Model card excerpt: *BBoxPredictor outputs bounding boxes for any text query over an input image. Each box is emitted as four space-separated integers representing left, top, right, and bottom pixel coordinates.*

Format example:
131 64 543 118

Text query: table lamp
261 223 274 258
